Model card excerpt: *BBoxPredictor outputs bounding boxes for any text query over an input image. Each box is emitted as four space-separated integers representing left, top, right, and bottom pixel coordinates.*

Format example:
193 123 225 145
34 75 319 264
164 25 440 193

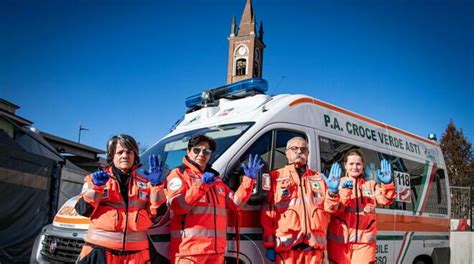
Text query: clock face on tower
237 46 247 56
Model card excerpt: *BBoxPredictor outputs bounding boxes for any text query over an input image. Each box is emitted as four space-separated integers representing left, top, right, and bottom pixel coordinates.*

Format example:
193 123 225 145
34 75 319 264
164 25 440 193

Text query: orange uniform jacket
78 166 166 251
328 176 395 244
261 165 340 252
167 156 255 257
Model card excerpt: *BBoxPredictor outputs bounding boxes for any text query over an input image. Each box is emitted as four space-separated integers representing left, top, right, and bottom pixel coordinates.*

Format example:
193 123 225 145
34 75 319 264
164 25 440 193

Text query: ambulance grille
40 234 84 263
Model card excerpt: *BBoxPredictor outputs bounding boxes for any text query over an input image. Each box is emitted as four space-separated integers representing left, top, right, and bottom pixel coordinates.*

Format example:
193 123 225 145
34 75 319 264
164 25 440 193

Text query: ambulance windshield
140 122 253 175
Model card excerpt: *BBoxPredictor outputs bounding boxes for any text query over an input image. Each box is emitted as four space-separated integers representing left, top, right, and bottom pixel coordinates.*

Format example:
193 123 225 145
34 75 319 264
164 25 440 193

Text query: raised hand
202 172 216 184
322 162 342 194
144 154 164 186
376 159 392 184
242 154 264 180
92 170 109 186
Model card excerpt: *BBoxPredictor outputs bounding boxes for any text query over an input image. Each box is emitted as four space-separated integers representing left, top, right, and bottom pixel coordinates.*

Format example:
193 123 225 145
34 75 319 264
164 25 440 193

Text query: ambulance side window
224 131 272 192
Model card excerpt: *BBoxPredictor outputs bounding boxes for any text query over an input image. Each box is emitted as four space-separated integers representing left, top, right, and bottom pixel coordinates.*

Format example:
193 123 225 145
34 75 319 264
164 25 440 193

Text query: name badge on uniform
102 188 109 199
363 187 373 197
138 190 148 200
199 196 206 203
137 181 147 189
217 186 225 195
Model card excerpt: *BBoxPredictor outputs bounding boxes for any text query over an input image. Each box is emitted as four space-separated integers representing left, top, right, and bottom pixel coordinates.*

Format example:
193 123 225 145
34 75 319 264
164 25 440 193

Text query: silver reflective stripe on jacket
87 228 148 243
170 228 227 238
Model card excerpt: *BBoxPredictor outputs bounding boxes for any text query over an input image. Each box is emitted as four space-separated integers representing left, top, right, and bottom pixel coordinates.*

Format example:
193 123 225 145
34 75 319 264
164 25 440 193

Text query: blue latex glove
376 159 393 184
265 248 276 262
321 163 342 193
143 154 164 186
241 154 264 179
202 172 216 184
364 162 377 181
92 170 109 186
342 179 353 189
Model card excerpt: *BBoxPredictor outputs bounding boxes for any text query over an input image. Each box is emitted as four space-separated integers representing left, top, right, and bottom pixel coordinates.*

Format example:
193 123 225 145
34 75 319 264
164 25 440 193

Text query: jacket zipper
209 186 218 252
355 179 359 243
122 178 131 252
299 175 308 239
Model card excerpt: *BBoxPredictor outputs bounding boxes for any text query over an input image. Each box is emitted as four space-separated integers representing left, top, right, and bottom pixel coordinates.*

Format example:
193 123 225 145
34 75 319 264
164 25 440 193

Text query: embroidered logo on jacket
137 181 147 189
168 178 183 191
281 188 290 198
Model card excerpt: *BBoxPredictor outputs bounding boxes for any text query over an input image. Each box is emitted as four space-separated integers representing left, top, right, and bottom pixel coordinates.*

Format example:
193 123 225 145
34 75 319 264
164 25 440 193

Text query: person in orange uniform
75 134 167 263
166 134 263 263
261 136 342 264
327 150 396 264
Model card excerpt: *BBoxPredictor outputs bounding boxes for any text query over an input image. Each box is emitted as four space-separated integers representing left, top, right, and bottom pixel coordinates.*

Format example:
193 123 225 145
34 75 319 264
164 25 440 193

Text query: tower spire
237 0 255 36
230 15 236 37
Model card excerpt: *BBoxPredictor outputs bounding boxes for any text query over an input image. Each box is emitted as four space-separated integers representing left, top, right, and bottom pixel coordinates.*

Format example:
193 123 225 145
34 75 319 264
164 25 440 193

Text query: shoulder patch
168 177 183 191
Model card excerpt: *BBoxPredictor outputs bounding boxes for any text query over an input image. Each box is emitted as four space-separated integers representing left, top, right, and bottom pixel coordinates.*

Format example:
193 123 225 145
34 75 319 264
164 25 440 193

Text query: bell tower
227 0 265 84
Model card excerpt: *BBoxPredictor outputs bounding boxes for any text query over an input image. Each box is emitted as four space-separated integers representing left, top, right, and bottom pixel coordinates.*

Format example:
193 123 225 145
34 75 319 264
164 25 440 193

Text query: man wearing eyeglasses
166 134 263 263
261 137 342 263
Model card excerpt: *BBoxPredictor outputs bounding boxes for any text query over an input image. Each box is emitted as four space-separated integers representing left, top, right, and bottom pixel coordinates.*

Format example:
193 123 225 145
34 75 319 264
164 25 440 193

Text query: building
227 0 266 84
0 98 106 172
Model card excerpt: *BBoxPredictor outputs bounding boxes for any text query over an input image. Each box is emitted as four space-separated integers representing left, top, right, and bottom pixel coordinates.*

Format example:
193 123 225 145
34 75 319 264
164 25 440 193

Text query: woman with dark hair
166 134 263 263
75 134 167 263
327 150 395 264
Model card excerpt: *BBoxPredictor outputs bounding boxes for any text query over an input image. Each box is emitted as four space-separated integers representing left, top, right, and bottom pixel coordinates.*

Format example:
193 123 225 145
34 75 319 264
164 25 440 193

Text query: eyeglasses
287 146 309 153
191 147 212 156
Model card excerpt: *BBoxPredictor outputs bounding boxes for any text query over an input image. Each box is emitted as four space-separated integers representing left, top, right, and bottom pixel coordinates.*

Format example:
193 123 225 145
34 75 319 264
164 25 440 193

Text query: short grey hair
286 136 307 149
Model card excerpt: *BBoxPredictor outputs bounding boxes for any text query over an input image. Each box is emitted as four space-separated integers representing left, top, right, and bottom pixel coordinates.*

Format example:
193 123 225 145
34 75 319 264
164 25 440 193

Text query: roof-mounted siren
428 133 437 141
185 78 268 110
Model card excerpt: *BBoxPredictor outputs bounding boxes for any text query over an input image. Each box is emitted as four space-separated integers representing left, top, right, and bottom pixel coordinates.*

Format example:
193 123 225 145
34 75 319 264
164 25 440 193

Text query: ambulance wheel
413 255 432 264
224 257 245 264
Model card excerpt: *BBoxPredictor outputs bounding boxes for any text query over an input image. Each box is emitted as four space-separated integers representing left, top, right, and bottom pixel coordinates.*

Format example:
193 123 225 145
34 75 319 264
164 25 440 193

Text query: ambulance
31 78 450 264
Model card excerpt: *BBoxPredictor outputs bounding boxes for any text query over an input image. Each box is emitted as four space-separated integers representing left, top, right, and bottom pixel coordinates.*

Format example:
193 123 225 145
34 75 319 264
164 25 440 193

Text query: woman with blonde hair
327 149 395 264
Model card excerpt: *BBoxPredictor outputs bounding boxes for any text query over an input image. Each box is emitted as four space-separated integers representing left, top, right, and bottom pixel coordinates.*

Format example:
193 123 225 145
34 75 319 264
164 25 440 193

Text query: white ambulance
32 78 450 264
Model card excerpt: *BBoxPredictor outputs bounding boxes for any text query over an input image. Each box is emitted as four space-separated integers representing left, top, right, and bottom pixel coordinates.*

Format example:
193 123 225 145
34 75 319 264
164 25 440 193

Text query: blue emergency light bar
185 78 268 108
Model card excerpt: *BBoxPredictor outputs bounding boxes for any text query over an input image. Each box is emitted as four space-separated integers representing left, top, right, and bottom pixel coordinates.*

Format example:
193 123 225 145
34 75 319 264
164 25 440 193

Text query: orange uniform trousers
174 253 224 263
327 240 376 264
78 244 150 264
276 249 324 264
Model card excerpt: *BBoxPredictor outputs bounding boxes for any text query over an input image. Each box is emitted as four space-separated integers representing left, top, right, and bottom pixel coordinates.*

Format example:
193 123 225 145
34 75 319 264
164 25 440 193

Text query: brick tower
226 0 266 84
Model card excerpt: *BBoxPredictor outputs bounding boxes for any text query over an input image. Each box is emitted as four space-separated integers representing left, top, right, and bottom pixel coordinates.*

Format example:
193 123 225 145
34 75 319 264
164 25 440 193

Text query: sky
1 0 473 152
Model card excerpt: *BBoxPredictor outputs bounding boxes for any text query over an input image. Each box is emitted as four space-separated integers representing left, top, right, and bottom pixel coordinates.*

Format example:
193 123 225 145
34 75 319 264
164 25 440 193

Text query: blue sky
1 0 473 151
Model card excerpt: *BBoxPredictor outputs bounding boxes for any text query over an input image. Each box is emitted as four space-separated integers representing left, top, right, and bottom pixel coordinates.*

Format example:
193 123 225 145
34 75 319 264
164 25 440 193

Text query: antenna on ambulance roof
273 75 286 93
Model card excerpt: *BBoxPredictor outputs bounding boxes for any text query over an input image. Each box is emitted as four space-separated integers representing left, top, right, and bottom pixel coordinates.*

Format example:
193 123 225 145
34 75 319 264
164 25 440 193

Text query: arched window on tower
236 59 247 76
253 62 259 77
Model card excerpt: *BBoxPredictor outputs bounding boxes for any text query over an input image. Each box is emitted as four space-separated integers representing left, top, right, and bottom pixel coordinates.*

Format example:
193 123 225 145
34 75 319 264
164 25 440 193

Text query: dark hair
343 149 365 166
187 134 216 151
106 134 140 165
